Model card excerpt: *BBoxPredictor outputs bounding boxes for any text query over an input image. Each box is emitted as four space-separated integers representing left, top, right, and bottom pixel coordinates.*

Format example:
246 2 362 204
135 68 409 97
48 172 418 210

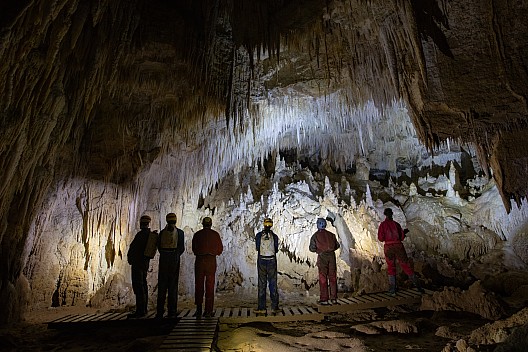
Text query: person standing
156 212 185 318
377 208 424 295
255 218 280 314
309 218 340 305
127 214 156 318
192 217 223 318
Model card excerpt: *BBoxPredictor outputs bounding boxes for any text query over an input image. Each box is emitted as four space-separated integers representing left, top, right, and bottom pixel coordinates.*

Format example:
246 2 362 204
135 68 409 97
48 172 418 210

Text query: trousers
157 252 180 315
384 243 414 276
195 255 217 313
131 261 149 314
317 251 337 301
257 256 279 310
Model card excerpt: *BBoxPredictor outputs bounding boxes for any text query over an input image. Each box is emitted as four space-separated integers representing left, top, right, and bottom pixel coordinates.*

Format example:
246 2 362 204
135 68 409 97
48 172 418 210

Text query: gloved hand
326 211 336 226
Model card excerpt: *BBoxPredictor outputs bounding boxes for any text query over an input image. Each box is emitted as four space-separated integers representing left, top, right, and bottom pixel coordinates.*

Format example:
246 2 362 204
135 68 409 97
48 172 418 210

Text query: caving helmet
263 218 273 228
139 215 151 224
166 213 177 224
316 218 327 230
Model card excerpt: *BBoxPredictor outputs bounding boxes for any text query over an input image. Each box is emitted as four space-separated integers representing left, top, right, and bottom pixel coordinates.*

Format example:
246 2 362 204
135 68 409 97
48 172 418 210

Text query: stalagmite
0 7 527 351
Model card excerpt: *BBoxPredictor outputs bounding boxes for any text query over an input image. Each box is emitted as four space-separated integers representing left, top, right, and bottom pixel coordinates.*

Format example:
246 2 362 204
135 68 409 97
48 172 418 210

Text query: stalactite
1 0 526 325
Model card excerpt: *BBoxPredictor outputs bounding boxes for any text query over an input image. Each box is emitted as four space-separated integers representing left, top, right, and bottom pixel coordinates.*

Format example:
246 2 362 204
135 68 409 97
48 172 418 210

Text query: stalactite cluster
1 0 527 325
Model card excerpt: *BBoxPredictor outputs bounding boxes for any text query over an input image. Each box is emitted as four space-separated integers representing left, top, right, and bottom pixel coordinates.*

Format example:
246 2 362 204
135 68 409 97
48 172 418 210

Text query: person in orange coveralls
192 216 223 317
377 208 424 295
309 218 340 305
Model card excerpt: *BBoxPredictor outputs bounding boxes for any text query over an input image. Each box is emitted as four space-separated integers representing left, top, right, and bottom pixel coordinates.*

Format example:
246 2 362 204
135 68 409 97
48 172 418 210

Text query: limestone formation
420 281 506 320
0 1 528 336
468 307 528 346
351 320 418 335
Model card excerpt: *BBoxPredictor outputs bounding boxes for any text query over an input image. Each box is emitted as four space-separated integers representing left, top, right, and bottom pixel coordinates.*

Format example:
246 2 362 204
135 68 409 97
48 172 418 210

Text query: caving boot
194 305 202 318
410 274 425 294
388 275 397 296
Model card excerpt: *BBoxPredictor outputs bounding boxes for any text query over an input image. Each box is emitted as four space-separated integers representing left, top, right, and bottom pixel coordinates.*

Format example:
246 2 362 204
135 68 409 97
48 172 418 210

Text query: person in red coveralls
192 216 223 317
377 208 424 295
309 218 340 305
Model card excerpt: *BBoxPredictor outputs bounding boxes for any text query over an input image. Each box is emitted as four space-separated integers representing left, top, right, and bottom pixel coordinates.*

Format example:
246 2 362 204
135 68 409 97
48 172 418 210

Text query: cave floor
1 302 498 352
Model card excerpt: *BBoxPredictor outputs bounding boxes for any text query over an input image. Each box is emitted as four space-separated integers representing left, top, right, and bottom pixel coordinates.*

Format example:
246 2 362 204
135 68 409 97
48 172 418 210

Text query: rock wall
2 0 528 325
20 150 528 318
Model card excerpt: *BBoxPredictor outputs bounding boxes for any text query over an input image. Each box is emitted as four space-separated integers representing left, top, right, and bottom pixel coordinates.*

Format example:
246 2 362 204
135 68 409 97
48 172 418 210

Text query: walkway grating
46 289 432 330
158 317 218 351
316 288 432 313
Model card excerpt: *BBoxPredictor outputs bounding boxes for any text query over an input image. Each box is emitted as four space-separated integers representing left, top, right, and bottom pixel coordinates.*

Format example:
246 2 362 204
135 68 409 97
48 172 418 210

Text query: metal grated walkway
46 289 432 329
46 311 158 328
316 288 431 313
177 305 323 324
158 317 218 351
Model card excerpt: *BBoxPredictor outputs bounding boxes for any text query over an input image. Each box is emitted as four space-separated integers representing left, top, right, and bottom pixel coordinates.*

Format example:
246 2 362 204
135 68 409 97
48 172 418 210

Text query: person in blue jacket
255 217 280 314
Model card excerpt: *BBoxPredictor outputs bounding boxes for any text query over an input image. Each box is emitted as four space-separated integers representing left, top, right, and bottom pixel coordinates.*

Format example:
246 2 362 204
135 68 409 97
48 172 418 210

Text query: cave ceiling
0 0 526 254
0 0 525 219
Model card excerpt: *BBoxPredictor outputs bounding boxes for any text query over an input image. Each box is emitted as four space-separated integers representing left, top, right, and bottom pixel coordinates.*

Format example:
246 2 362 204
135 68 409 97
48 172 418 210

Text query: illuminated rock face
1 0 528 324
22 149 528 318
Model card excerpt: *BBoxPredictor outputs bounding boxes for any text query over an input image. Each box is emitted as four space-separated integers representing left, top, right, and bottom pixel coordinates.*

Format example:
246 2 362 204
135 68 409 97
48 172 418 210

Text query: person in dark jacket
192 216 223 318
156 212 185 318
309 218 340 305
378 208 424 295
255 218 280 314
127 214 155 318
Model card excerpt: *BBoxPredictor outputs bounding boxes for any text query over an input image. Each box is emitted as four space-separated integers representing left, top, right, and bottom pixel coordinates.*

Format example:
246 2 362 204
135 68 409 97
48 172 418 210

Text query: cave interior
1 0 528 349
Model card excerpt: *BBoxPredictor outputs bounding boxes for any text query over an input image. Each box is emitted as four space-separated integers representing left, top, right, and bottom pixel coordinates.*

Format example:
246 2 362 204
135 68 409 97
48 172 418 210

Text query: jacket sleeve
377 223 385 242
216 232 223 255
397 223 405 241
255 232 261 252
334 234 340 250
273 232 279 254
191 232 197 255
156 229 163 250
127 236 138 265
177 229 185 256
309 233 317 252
